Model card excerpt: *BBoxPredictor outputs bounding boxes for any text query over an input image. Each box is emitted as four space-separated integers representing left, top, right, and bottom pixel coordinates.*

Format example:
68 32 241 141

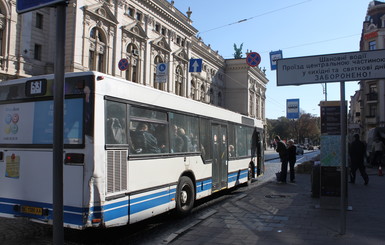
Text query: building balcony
366 92 378 102
365 115 377 124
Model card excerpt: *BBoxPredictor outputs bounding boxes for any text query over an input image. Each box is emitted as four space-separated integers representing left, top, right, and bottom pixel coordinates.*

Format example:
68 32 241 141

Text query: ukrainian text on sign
277 49 385 86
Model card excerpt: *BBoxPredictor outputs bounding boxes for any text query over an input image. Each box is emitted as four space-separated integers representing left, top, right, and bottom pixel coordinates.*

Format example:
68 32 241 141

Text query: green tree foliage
266 113 320 145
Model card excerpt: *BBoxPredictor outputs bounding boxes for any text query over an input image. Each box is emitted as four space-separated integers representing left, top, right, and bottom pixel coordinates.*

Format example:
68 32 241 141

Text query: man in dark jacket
287 139 297 183
275 135 288 183
349 134 369 185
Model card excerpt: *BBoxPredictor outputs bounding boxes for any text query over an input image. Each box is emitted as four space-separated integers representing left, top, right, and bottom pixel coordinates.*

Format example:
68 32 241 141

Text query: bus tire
175 176 195 216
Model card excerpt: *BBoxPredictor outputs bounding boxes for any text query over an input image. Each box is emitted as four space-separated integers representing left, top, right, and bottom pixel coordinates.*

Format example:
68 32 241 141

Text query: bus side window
199 118 212 161
236 126 247 157
228 124 236 158
130 121 167 154
169 113 199 153
105 101 127 145
7 86 19 100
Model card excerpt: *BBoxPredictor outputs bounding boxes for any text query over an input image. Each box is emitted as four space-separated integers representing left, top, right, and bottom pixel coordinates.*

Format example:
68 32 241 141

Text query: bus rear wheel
176 176 195 216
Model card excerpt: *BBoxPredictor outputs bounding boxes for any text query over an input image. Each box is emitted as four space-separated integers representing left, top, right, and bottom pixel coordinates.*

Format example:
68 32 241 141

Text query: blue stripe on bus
1 174 246 227
103 203 129 222
196 179 212 193
130 189 172 205
129 188 176 215
0 197 85 226
228 170 248 183
0 187 178 226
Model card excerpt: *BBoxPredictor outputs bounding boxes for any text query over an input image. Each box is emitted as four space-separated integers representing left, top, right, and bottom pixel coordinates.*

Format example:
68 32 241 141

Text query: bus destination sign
25 79 47 97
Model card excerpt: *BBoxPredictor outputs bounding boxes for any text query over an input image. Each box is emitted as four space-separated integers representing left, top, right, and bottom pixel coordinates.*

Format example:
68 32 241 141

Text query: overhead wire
192 0 352 115
197 0 312 36
194 0 314 113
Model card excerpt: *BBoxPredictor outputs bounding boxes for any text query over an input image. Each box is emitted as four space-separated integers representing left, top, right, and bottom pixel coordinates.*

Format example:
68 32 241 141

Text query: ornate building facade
0 0 267 121
355 0 385 140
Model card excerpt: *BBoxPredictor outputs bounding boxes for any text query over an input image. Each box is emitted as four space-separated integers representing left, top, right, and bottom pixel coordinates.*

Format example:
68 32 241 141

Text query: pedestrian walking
275 135 288 183
349 134 369 185
287 139 297 183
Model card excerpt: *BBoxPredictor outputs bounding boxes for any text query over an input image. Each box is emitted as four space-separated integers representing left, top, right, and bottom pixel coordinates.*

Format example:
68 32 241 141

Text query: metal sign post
340 82 347 235
53 3 66 245
16 0 67 243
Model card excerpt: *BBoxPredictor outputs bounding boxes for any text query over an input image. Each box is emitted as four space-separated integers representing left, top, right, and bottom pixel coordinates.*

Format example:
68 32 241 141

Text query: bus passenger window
236 126 247 157
131 122 160 154
169 113 199 153
7 86 19 100
199 118 212 161
105 101 127 145
130 121 168 154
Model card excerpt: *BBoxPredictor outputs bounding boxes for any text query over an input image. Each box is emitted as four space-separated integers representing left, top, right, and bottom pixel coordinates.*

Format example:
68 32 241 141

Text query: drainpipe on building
112 3 118 77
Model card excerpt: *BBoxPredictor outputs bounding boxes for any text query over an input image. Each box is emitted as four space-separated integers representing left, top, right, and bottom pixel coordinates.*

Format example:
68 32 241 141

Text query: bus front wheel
176 176 195 216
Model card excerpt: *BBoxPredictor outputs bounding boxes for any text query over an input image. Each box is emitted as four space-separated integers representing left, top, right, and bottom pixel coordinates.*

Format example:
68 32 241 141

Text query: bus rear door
211 124 228 192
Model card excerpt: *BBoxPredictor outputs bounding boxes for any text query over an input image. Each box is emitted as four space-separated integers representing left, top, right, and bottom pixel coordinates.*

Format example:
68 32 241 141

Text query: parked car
295 145 304 155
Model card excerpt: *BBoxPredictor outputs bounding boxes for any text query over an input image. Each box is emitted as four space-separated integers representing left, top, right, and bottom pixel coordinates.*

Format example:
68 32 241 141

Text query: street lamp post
321 83 327 101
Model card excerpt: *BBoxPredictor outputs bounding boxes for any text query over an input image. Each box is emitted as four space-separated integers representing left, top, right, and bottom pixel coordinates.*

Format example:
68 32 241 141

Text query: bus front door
211 124 228 192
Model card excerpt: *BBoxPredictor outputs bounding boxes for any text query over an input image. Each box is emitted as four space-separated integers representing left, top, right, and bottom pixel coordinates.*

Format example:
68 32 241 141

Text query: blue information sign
17 0 65 14
286 99 300 119
189 59 202 72
269 50 283 71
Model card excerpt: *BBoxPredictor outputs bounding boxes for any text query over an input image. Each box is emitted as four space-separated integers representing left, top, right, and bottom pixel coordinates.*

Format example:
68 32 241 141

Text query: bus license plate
21 205 43 216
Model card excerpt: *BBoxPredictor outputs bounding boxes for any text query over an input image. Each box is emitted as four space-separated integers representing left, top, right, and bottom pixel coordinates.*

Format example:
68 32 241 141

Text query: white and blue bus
0 71 264 229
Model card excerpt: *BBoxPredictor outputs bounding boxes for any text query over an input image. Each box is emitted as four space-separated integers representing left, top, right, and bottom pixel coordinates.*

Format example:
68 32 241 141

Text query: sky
170 0 371 119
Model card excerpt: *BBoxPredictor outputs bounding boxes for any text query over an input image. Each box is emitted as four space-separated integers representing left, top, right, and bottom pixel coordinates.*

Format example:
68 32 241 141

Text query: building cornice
133 0 198 37
191 37 225 67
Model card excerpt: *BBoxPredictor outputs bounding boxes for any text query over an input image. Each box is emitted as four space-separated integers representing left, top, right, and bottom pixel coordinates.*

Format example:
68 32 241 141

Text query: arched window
261 100 265 119
218 92 222 107
191 80 196 100
89 27 106 72
126 43 139 83
209 88 214 104
200 84 205 102
154 55 165 91
175 65 183 96
0 7 6 57
256 96 260 118
249 94 254 117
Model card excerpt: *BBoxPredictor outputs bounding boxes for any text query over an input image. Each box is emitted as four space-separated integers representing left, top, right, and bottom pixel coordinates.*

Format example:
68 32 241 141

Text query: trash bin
311 164 320 198
320 166 340 197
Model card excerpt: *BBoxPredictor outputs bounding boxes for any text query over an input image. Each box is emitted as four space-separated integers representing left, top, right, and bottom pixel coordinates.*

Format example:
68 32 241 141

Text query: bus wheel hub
181 191 188 204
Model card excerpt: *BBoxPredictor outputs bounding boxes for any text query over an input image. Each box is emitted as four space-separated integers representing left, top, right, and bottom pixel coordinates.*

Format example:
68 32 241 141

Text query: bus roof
0 71 264 128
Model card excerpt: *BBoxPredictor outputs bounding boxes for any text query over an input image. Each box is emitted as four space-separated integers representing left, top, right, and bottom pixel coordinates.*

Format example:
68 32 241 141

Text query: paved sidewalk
170 167 385 245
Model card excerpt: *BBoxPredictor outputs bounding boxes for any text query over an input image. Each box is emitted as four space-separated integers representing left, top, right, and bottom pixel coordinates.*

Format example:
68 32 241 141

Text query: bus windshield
0 98 84 145
0 75 95 147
